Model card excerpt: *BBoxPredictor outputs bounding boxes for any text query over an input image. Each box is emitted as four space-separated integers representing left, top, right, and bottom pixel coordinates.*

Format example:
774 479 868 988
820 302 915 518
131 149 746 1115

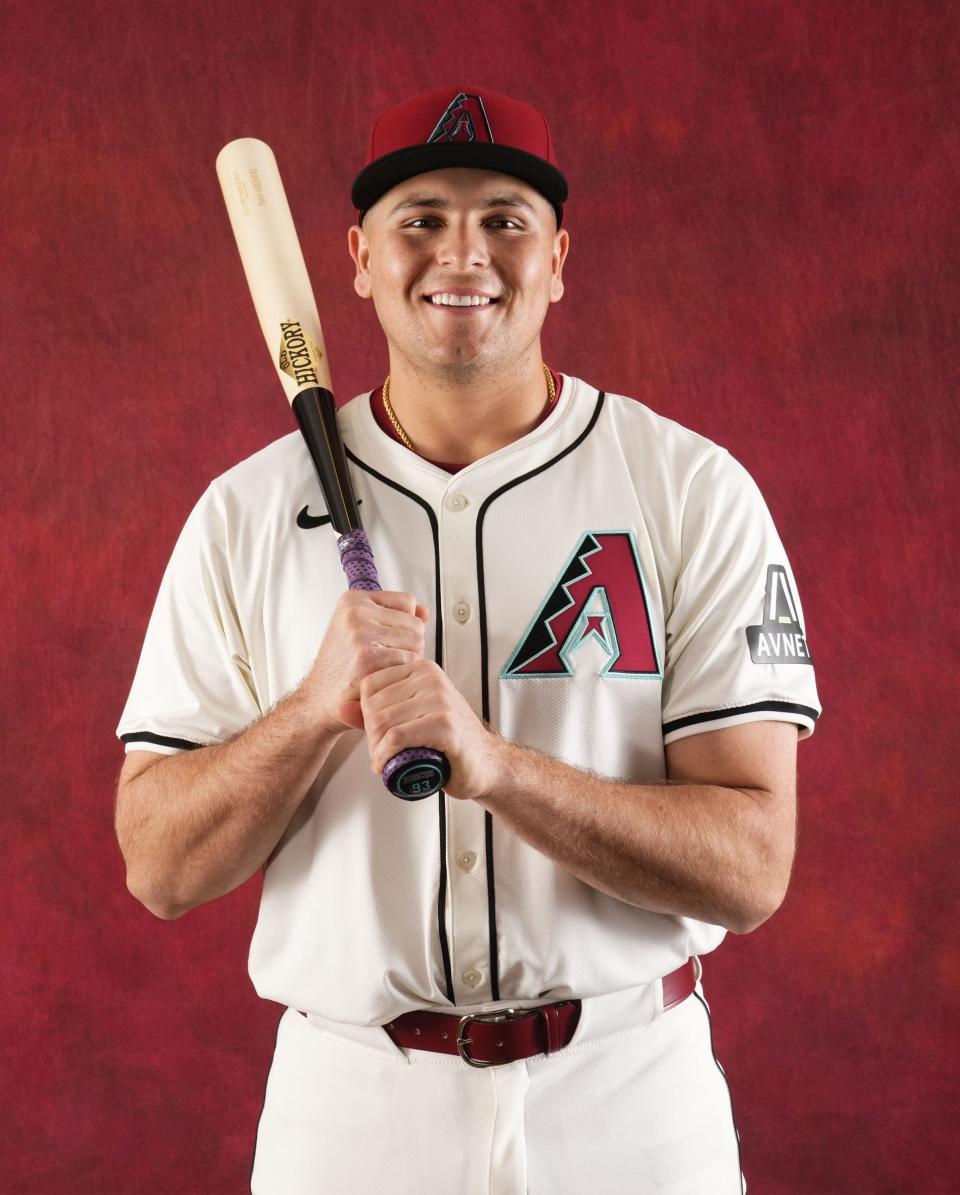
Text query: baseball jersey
116 373 822 1026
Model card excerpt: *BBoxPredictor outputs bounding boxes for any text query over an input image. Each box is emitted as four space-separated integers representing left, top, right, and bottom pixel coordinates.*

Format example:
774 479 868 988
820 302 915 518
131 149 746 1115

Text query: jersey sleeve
661 446 822 745
115 481 262 755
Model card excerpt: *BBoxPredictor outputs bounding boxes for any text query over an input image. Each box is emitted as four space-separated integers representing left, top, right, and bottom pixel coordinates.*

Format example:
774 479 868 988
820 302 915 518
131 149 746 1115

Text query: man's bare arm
115 589 428 920
115 687 341 919
473 720 799 934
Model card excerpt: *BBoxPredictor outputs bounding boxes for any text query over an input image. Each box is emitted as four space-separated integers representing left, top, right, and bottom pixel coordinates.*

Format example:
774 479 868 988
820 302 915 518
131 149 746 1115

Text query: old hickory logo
278 320 323 387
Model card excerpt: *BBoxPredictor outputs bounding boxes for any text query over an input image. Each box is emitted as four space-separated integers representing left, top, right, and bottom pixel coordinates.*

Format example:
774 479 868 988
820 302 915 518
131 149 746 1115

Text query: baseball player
115 86 821 1194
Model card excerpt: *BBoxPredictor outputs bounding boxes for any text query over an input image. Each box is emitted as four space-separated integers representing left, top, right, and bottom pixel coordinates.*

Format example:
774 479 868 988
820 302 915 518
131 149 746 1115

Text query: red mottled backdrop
3 1 957 1192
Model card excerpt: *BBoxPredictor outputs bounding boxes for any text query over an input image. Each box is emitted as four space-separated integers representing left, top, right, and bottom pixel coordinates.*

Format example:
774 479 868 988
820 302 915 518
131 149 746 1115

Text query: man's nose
434 219 491 269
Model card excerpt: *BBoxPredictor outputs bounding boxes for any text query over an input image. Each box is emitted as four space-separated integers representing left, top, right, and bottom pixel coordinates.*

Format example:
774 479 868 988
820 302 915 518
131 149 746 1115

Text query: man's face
348 167 569 382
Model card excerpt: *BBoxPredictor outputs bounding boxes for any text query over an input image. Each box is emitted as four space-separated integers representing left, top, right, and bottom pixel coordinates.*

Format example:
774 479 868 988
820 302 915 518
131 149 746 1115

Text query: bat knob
383 748 452 800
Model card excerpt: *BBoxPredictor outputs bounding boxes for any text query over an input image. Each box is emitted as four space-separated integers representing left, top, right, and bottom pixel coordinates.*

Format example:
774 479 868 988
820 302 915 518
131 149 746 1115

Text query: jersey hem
662 700 820 744
118 730 204 752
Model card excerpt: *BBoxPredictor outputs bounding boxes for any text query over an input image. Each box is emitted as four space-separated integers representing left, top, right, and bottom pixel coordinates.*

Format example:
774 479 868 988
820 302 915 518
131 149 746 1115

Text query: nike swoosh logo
297 500 362 529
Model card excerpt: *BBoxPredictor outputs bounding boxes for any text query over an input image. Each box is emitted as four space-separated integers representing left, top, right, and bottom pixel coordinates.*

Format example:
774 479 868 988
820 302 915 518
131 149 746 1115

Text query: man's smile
430 295 492 304
422 298 499 314
420 287 503 314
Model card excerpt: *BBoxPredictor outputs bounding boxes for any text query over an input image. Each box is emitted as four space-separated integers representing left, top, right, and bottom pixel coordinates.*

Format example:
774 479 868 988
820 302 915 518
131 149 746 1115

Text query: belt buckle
456 1007 536 1068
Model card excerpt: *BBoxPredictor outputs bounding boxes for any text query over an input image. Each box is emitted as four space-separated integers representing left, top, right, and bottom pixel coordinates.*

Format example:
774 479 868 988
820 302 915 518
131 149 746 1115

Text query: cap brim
352 142 568 225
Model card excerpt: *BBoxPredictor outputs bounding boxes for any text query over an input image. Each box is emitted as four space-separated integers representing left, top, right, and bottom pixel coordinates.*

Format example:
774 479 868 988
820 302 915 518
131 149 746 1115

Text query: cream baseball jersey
116 374 821 1025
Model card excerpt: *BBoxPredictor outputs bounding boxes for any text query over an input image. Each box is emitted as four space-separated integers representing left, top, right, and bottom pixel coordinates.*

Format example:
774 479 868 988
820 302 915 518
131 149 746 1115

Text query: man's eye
403 217 523 230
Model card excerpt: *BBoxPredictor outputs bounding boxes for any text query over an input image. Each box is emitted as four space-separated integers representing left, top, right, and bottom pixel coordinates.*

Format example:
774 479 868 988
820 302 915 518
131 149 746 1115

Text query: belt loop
537 1003 562 1054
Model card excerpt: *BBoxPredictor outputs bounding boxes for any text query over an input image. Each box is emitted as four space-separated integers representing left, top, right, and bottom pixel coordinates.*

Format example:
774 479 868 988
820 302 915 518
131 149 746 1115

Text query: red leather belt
378 958 697 1068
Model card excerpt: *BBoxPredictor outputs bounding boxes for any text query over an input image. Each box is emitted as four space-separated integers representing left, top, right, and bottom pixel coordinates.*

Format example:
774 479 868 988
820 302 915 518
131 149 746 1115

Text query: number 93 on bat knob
382 748 452 800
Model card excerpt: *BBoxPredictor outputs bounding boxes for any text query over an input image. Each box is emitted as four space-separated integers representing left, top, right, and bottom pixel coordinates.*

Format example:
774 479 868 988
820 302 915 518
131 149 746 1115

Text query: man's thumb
335 699 365 731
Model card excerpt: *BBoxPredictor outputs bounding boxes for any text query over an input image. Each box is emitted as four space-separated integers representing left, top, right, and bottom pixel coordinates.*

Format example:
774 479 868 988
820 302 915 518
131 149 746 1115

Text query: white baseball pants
250 963 747 1194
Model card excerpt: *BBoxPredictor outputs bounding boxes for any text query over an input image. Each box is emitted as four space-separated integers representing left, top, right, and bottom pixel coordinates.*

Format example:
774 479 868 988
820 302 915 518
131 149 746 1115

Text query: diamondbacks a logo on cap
427 92 494 144
501 532 660 680
746 564 813 664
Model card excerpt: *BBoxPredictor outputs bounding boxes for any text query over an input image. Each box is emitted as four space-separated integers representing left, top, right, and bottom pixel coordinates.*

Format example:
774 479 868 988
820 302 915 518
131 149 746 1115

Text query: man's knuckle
342 607 364 632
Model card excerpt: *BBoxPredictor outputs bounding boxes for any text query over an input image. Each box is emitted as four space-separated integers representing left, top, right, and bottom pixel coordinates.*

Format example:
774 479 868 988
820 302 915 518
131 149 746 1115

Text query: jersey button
445 493 468 512
462 969 483 988
458 850 477 871
453 602 471 624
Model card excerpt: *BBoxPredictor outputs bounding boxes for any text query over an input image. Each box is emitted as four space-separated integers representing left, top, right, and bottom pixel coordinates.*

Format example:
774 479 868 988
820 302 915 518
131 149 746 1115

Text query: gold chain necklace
382 364 557 453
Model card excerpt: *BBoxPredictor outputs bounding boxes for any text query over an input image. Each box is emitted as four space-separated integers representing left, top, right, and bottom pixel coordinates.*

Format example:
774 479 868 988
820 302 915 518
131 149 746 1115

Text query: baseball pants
250 962 747 1194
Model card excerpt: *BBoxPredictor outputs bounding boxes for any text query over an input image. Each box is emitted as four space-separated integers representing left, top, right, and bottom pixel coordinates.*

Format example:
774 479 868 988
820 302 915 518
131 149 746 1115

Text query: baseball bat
215 137 451 802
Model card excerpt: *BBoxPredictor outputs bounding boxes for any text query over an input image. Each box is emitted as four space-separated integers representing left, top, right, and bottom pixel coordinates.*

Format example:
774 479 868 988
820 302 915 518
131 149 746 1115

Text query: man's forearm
117 688 342 919
476 740 787 933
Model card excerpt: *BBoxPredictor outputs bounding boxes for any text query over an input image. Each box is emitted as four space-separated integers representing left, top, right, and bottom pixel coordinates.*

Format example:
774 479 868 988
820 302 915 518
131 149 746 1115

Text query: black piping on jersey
475 389 607 1000
345 447 456 1004
693 988 746 1194
663 699 820 738
119 730 202 751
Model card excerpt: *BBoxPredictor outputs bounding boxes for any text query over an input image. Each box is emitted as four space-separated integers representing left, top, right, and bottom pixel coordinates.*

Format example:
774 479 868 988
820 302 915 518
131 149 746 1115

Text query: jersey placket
437 480 495 1005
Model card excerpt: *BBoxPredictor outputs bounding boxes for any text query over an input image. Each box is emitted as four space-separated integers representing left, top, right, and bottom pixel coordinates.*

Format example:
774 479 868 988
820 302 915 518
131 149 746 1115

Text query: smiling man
348 163 568 466
114 87 822 1194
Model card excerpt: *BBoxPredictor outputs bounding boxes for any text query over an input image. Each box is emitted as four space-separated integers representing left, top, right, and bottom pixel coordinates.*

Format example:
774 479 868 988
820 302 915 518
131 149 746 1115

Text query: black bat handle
293 388 452 802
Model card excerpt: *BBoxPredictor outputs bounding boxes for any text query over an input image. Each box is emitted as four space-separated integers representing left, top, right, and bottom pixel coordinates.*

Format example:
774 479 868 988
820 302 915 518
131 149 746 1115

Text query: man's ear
348 225 372 299
550 228 569 303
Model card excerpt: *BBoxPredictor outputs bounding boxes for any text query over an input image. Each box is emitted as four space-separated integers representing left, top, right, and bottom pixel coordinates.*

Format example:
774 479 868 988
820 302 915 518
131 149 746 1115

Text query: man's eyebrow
388 193 537 217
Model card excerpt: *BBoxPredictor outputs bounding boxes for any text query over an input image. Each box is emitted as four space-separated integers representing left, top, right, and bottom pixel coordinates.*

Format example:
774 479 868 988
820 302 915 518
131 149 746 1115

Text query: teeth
429 294 493 306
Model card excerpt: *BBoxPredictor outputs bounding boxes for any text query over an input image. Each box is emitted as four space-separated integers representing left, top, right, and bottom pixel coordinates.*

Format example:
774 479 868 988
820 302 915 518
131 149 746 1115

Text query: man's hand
361 660 506 801
299 591 429 736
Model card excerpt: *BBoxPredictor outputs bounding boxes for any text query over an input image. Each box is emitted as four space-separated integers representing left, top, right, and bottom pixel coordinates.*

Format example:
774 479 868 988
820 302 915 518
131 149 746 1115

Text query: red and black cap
351 86 568 227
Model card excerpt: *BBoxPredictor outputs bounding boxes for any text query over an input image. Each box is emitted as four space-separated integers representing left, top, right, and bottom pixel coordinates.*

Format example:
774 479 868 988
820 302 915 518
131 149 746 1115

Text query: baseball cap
351 86 568 227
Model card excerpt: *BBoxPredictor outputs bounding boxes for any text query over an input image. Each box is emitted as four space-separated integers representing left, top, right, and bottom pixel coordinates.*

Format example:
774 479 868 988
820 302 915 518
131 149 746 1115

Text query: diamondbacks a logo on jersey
501 532 660 679
427 93 494 144
746 564 812 664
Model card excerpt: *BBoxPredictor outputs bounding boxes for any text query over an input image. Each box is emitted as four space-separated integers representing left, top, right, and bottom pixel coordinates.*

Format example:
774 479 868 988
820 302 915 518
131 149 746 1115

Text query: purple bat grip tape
336 530 452 801
337 528 382 591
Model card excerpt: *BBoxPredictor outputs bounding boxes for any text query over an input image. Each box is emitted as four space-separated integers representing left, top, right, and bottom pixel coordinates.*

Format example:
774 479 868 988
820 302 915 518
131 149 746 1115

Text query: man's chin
421 346 498 375
433 355 503 381
395 335 517 380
